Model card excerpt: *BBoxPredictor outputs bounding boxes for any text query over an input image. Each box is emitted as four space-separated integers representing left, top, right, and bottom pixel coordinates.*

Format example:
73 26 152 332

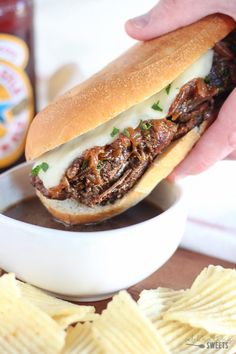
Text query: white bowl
0 162 187 301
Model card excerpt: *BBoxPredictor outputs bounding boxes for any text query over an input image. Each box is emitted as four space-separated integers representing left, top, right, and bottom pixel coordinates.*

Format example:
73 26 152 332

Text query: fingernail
129 13 150 29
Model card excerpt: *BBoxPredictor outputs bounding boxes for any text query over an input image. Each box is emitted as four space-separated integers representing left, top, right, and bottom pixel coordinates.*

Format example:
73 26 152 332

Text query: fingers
125 0 233 40
126 0 236 180
168 89 236 181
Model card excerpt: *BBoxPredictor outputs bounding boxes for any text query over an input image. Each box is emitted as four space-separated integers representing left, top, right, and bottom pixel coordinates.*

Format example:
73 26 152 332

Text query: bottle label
0 34 33 168
0 34 29 68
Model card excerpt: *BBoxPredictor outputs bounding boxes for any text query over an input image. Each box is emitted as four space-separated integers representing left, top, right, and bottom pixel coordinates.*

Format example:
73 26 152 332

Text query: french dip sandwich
26 15 236 225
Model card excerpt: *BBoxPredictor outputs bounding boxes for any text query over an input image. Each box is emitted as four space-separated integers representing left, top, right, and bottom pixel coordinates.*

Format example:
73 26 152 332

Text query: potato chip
138 287 235 353
138 287 184 324
18 280 97 329
191 265 234 291
54 313 99 330
0 273 20 300
92 290 170 353
155 319 236 353
0 274 65 354
0 264 235 353
62 322 101 354
164 265 236 335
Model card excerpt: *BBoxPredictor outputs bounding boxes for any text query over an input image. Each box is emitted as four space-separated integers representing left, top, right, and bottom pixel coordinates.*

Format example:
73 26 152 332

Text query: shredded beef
32 33 236 207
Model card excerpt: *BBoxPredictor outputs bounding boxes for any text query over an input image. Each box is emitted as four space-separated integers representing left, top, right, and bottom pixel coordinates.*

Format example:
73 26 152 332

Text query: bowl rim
0 162 185 239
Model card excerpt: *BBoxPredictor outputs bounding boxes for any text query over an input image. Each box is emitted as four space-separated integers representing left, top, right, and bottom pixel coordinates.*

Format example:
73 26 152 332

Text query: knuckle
160 0 191 12
151 0 177 18
157 0 179 14
163 0 179 8
151 0 193 26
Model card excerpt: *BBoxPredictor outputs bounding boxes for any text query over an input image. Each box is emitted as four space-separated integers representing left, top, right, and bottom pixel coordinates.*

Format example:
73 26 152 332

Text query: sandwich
25 15 236 225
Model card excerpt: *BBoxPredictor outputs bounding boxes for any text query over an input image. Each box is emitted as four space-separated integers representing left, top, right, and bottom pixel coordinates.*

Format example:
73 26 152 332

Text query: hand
125 0 236 180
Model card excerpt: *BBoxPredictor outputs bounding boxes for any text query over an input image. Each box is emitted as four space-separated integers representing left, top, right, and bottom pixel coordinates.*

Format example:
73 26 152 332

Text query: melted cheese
36 49 214 188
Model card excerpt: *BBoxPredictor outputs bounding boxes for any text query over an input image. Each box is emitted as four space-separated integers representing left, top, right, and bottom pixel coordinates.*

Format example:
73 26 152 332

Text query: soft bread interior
37 122 208 225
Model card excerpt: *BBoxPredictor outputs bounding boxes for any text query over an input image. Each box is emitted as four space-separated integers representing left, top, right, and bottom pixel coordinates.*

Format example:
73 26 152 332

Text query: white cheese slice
35 49 214 189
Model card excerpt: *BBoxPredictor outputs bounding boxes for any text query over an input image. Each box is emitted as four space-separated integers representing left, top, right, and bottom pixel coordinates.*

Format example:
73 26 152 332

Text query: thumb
169 89 236 180
125 0 229 40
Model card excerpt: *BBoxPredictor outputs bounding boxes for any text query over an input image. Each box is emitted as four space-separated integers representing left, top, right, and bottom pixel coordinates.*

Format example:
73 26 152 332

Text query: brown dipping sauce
3 197 163 232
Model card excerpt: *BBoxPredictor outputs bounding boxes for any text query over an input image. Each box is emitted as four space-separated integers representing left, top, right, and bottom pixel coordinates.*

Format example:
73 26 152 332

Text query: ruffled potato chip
18 280 97 329
0 273 20 299
156 319 236 354
0 274 65 354
138 282 236 353
164 265 236 335
93 290 170 353
138 287 184 324
62 322 101 354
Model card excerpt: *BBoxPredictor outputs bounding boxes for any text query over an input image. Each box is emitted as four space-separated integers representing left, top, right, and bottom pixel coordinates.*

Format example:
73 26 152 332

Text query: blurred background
35 0 156 109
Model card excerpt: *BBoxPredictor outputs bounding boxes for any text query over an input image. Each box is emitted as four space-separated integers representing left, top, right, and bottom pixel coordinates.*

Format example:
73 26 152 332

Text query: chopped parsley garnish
81 160 88 170
204 75 210 84
41 162 49 172
123 128 130 138
139 120 152 131
97 161 103 170
151 100 163 112
165 83 172 95
111 127 120 137
31 162 49 176
31 166 41 176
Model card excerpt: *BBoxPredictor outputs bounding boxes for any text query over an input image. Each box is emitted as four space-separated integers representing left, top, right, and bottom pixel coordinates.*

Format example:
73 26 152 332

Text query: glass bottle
0 0 35 172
